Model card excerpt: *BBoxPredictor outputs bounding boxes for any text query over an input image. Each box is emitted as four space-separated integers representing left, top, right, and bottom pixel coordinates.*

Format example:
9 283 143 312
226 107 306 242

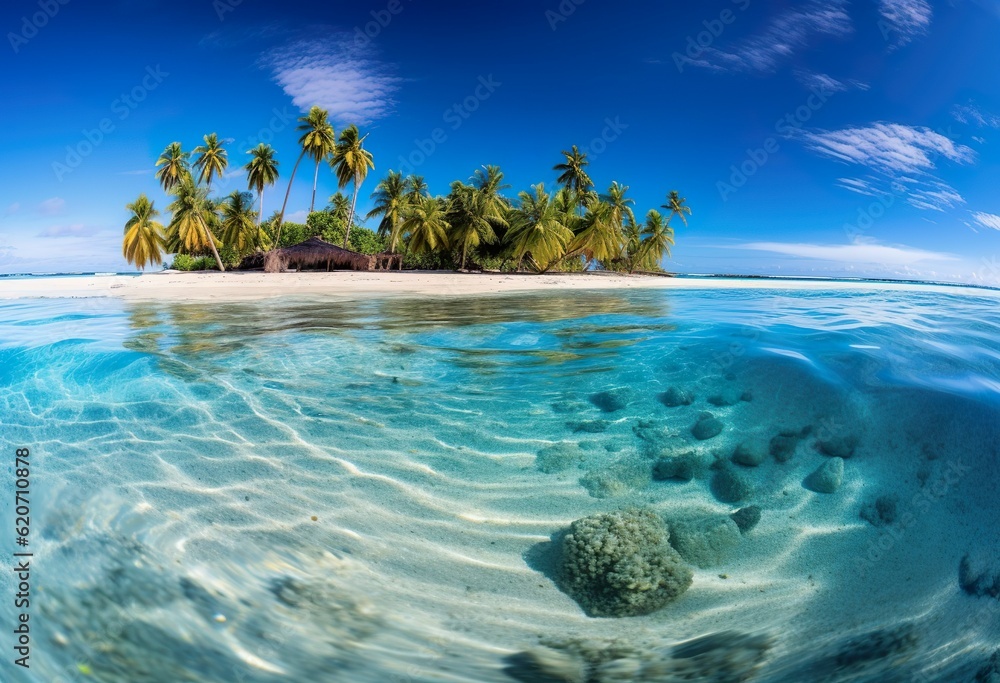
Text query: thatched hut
263 237 375 273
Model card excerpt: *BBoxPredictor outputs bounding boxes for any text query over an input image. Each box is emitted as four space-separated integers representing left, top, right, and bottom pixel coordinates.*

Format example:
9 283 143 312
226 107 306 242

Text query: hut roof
264 236 375 273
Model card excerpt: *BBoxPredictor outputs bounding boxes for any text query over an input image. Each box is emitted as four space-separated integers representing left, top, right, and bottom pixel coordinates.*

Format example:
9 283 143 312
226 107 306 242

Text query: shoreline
1 270 997 301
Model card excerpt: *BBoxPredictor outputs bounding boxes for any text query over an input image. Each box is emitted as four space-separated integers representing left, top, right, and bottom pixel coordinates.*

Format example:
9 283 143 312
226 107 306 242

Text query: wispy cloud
952 102 1000 128
38 224 105 238
3 202 19 217
687 0 853 73
38 197 66 215
801 123 974 212
905 180 966 212
878 0 933 48
261 37 400 125
796 71 849 93
801 123 975 174
835 177 888 197
736 238 959 265
971 212 1000 231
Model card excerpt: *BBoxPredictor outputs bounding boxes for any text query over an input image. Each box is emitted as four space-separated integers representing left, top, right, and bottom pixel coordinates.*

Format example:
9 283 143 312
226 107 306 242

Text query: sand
1 270 997 301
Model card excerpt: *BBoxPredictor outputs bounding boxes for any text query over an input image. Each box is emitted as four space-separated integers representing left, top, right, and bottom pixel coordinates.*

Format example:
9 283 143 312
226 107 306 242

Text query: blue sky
2 0 1000 283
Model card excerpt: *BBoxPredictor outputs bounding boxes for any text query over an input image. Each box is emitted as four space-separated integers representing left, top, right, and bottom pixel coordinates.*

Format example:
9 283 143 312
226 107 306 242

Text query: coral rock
557 508 693 618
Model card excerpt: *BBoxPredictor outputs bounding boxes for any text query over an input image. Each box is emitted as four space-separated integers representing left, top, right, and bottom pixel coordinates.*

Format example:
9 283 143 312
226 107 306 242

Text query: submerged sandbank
0 271 996 301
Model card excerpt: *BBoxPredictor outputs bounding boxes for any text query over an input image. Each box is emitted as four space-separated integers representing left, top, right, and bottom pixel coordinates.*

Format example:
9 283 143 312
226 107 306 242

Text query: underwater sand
1 285 999 682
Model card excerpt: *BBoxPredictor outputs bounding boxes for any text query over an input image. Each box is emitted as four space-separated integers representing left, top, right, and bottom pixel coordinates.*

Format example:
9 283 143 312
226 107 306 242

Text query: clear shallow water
1 287 999 682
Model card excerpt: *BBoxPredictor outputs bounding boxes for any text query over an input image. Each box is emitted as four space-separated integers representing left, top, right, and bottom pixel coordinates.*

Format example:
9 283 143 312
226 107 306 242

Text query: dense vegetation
122 106 690 273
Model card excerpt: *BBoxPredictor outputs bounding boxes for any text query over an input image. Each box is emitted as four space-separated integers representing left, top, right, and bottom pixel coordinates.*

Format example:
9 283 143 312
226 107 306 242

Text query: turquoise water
1 287 999 682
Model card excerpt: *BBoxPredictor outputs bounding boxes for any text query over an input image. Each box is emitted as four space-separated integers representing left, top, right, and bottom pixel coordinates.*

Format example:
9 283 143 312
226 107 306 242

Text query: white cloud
877 0 933 48
836 177 887 197
905 180 966 212
796 71 849 93
38 224 106 238
4 202 19 217
736 239 959 265
952 103 1000 128
261 37 400 125
687 1 853 73
971 212 1000 231
285 210 309 224
38 197 66 215
801 123 975 174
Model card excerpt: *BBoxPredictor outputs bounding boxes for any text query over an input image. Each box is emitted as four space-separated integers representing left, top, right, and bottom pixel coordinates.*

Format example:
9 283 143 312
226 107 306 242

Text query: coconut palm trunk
310 160 320 213
199 215 225 271
277 149 306 246
343 175 361 248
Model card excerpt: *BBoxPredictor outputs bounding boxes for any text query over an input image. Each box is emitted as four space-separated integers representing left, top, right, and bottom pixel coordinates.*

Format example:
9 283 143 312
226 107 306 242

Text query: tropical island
122 106 691 276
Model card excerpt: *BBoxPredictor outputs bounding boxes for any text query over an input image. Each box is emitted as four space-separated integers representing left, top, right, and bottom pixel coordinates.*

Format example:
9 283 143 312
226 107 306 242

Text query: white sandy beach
1 270 996 301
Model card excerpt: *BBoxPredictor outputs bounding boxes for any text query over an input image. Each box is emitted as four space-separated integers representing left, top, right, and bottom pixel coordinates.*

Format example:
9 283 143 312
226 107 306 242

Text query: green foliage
348 226 387 254
274 222 309 248
170 254 218 271
170 253 196 271
218 245 243 269
193 256 218 270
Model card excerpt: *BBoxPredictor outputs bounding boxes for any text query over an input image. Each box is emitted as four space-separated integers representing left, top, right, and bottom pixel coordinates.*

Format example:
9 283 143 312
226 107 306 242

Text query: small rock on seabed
589 388 633 413
804 457 844 494
730 506 761 534
692 413 724 441
660 386 695 407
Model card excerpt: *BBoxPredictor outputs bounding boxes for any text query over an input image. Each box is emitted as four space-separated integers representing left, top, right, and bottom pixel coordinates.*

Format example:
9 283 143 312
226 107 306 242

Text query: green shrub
170 254 196 271
347 226 387 255
193 256 217 271
218 245 243 269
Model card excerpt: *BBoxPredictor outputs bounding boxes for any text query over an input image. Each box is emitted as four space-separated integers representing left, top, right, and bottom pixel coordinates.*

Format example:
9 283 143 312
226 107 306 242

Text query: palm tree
567 201 620 265
304 111 336 213
276 106 336 245
245 144 279 236
167 176 225 271
154 142 190 192
219 191 264 253
553 145 594 207
506 184 574 273
568 181 633 268
192 133 228 190
447 181 503 270
122 194 166 270
637 210 675 272
367 170 409 253
402 196 450 255
327 191 352 225
662 191 691 226
406 175 429 205
331 124 375 248
602 182 636 235
621 216 642 272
